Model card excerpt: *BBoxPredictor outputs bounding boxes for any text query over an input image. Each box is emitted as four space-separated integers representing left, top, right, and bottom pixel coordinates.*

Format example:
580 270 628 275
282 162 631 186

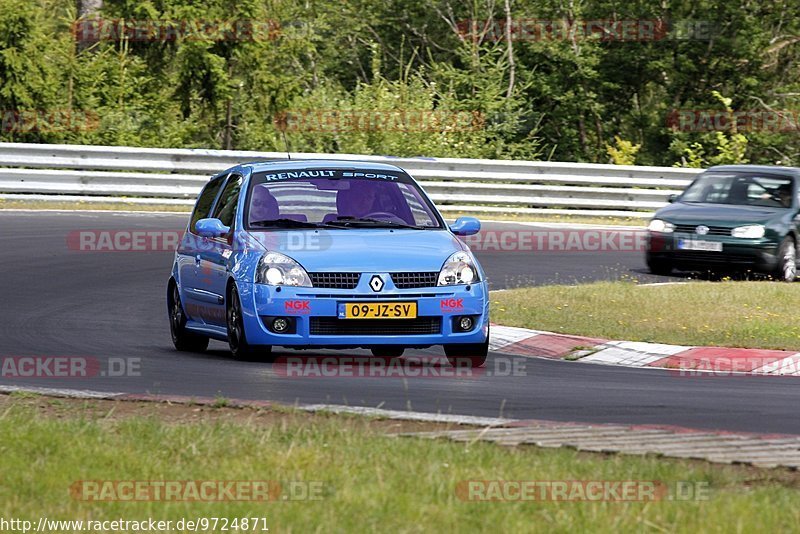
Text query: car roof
240 159 407 174
707 164 800 175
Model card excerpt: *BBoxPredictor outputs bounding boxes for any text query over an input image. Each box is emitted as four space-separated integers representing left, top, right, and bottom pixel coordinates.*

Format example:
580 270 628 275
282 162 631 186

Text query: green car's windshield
680 172 795 208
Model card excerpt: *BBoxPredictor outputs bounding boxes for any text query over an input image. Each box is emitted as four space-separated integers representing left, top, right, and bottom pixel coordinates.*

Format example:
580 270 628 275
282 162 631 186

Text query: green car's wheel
774 237 797 282
647 257 673 276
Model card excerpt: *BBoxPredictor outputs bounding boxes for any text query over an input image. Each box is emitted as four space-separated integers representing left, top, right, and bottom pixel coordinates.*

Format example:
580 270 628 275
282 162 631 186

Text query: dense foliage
2 0 800 166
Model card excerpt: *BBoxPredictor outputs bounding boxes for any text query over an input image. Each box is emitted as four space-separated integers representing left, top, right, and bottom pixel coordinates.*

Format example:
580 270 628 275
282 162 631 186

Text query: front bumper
237 277 489 348
646 232 781 271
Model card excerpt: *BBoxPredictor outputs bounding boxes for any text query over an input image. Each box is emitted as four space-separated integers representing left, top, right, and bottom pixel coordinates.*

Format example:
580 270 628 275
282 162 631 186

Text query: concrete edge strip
0 386 510 427
490 325 800 376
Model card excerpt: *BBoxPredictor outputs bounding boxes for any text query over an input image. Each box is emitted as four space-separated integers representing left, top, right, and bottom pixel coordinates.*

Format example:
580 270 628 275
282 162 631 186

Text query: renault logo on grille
695 225 710 235
369 275 384 292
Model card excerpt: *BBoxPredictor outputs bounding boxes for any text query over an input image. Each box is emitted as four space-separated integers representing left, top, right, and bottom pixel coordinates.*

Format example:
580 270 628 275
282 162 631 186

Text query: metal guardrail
0 142 702 217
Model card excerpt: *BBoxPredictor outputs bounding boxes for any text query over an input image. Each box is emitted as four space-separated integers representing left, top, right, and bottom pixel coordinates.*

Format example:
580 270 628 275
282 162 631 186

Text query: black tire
444 336 489 368
370 346 405 358
647 257 673 276
168 281 209 352
774 237 797 282
227 284 273 361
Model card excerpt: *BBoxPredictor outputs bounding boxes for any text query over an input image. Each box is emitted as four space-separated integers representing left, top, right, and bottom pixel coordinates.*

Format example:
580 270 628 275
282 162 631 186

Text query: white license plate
677 238 723 252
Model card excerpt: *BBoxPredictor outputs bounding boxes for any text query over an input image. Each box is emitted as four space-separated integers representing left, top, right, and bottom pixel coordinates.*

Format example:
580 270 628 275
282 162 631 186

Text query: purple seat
249 186 279 224
279 214 308 222
336 187 374 218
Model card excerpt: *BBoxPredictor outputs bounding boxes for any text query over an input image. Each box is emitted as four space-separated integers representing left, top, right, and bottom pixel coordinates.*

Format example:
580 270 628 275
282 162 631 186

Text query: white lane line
0 385 124 399
297 404 510 427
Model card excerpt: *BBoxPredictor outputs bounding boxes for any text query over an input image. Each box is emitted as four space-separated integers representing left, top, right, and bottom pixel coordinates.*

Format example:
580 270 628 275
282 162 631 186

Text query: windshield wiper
325 216 424 229
250 218 332 229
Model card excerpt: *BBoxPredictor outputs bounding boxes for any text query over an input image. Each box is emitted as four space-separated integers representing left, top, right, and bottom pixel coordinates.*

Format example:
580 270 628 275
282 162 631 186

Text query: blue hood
246 228 466 272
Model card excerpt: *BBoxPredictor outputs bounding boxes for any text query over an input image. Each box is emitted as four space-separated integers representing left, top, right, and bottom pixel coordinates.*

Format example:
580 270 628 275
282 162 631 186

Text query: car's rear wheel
168 282 209 352
227 284 273 361
647 257 673 276
444 335 489 368
774 237 797 282
370 346 405 358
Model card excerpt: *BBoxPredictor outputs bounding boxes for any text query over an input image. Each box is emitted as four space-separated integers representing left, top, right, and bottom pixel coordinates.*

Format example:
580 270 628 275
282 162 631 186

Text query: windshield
680 172 795 208
245 168 442 229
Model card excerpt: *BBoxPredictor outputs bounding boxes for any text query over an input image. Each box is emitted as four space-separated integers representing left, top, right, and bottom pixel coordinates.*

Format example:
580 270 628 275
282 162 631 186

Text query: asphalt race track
1 210 799 435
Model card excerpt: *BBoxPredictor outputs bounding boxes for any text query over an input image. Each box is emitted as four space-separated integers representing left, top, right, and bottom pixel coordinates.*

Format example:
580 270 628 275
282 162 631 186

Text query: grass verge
0 394 799 531
491 281 800 350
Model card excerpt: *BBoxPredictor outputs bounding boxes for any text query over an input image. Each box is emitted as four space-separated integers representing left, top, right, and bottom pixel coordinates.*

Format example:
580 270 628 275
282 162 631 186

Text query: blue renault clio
167 161 490 367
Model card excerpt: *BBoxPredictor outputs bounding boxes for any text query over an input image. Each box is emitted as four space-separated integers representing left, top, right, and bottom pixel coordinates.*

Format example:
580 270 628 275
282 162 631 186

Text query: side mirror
195 218 230 238
449 216 481 236
667 194 678 203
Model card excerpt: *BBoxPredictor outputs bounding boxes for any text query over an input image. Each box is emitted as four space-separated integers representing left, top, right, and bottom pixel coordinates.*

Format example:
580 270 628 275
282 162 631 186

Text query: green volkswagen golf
646 165 800 281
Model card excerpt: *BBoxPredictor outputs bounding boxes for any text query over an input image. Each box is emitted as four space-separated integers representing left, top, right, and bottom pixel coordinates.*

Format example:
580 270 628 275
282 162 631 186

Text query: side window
212 174 243 229
189 176 225 234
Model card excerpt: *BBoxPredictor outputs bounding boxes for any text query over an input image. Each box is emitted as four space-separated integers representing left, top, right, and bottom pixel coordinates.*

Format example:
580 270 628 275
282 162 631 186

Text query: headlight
648 219 675 233
731 225 765 238
255 252 312 287
438 251 479 286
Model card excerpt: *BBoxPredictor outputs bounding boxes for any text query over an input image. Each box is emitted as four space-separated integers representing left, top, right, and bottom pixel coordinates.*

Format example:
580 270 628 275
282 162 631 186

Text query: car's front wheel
774 237 797 282
227 284 273 361
443 337 489 368
168 282 209 352
647 256 673 276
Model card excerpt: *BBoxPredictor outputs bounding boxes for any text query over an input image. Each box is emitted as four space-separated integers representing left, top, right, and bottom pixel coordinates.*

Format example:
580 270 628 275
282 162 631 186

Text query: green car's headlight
438 251 479 286
731 225 766 238
648 219 675 233
255 252 312 287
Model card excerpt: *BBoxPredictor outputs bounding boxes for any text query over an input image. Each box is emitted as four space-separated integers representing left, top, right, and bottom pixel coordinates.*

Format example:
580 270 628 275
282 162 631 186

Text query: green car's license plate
677 238 722 252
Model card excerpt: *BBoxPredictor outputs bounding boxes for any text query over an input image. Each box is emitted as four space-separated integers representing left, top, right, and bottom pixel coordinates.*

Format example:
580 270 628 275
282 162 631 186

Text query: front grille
390 272 438 289
673 251 756 264
310 317 442 336
309 272 360 289
674 224 731 236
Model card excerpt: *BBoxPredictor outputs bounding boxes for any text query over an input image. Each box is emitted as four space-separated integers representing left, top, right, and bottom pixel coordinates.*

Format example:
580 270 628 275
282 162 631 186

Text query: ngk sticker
440 298 464 312
284 300 311 314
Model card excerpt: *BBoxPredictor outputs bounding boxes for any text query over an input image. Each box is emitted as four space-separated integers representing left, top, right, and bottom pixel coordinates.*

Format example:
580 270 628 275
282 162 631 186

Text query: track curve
1 211 798 434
